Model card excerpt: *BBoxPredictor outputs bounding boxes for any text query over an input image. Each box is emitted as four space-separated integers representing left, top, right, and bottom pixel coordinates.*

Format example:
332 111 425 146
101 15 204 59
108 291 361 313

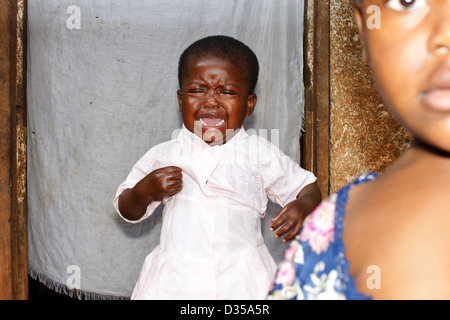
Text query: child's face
177 56 256 144
355 0 450 152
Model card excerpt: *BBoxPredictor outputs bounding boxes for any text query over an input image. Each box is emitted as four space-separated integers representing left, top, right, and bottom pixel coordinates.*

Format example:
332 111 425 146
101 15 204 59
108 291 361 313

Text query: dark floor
28 276 77 300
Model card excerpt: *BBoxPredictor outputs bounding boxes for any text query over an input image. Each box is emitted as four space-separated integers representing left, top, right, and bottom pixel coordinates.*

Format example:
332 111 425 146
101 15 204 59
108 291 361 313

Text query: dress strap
334 172 377 299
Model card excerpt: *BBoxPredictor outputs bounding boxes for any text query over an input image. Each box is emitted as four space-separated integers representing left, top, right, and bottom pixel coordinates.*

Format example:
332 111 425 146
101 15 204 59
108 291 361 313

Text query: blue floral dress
267 173 377 300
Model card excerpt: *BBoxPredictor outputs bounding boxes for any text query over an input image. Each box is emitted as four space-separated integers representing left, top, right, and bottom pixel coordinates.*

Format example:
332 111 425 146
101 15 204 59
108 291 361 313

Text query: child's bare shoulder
378 201 450 299
346 169 450 299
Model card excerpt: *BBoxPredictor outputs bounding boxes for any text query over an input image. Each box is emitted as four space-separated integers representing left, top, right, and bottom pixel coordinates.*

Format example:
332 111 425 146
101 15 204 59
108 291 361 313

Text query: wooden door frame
0 0 27 300
0 0 327 299
301 0 330 198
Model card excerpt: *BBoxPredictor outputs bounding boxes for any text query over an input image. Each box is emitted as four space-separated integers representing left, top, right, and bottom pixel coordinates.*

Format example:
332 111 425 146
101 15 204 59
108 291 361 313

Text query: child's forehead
184 55 245 79
189 54 239 68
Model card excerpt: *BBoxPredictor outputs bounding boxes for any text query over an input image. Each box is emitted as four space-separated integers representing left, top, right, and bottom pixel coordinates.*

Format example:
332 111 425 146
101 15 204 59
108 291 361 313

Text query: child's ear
246 93 257 116
177 90 183 112
354 5 369 63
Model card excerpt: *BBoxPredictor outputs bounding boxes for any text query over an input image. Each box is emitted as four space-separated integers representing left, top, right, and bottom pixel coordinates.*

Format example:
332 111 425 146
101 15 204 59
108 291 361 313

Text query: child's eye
220 90 235 95
385 0 428 11
189 89 205 94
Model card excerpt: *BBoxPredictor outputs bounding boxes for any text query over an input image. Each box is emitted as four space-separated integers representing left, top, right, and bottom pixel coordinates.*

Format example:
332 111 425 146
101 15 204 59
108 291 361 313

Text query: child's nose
428 7 450 55
204 92 219 108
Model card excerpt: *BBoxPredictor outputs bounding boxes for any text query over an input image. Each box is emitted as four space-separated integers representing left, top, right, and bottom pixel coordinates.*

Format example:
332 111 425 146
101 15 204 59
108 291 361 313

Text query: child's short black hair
178 35 259 94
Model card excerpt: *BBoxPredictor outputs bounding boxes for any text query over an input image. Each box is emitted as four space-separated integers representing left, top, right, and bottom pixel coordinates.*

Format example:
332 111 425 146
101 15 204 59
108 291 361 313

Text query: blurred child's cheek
365 19 428 93
395 8 430 32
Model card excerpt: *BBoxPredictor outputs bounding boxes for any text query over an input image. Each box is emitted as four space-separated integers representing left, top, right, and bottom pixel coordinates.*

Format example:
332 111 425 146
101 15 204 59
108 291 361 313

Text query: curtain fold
28 0 305 298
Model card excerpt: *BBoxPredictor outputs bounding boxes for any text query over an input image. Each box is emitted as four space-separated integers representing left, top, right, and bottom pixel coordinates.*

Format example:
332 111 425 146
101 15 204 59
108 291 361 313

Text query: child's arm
270 181 322 242
118 166 183 221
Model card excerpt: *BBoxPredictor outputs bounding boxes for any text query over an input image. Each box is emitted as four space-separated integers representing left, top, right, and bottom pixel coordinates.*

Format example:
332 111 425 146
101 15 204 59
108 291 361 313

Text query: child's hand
118 166 183 221
147 166 183 202
270 182 322 242
269 199 308 242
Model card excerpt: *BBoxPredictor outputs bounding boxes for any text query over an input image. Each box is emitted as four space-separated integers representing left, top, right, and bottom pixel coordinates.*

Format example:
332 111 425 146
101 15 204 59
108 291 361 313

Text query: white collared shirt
114 125 316 299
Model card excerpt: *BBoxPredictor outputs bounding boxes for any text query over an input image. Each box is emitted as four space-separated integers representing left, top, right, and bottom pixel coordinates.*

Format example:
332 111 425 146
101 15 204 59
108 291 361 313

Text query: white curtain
28 0 305 298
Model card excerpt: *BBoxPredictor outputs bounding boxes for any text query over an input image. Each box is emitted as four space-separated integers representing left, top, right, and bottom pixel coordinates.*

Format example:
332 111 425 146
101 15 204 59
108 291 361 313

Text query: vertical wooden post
302 0 330 197
0 0 28 300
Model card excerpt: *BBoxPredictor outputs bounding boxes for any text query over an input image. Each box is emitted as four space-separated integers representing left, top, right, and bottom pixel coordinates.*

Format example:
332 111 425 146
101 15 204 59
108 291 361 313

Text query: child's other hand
147 166 183 202
270 182 322 242
269 200 308 242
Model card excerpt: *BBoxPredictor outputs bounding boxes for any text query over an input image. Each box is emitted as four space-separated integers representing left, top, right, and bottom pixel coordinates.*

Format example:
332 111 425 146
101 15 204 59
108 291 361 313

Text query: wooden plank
302 0 330 198
0 0 15 299
0 0 28 300
315 0 330 197
301 0 315 174
12 0 28 300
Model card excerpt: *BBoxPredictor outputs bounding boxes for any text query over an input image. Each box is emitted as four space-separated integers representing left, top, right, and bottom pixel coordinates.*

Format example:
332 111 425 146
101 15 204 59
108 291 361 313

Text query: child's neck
411 139 450 160
391 138 450 177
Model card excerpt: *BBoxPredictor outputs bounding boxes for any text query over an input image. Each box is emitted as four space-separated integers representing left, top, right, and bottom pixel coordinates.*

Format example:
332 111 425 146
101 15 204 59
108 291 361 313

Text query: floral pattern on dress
267 173 377 300
299 194 337 254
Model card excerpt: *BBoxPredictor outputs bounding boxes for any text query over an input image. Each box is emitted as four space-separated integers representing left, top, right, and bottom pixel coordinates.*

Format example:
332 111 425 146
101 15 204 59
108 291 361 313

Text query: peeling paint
16 125 27 203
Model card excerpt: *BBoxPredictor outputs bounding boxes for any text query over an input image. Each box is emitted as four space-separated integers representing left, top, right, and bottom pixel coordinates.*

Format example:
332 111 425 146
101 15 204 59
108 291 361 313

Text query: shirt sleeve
113 148 164 224
255 136 317 207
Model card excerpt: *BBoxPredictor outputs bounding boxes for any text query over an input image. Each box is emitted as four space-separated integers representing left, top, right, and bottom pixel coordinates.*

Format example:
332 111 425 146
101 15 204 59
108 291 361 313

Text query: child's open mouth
198 117 226 127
